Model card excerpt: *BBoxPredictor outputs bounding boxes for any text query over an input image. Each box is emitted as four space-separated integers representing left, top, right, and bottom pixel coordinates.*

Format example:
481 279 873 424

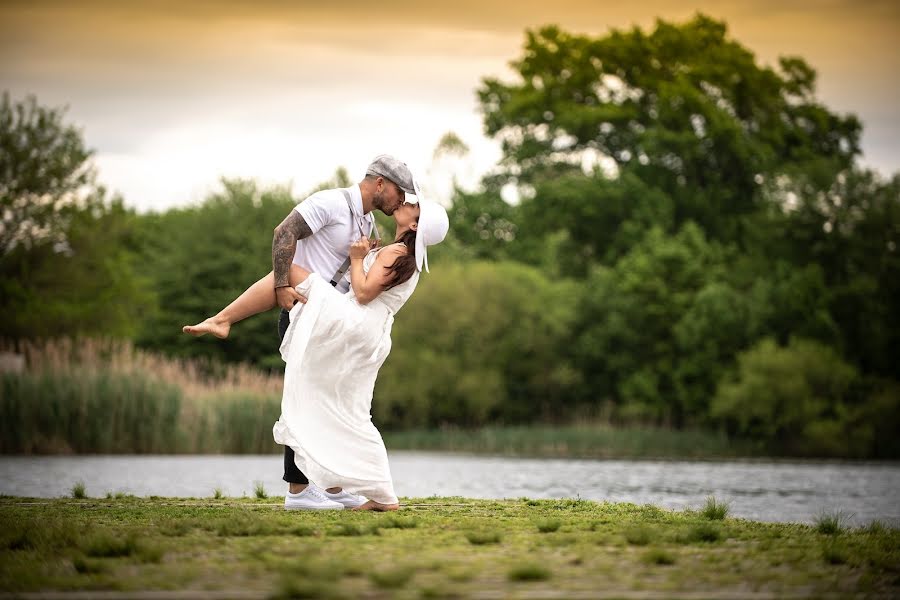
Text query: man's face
373 178 406 215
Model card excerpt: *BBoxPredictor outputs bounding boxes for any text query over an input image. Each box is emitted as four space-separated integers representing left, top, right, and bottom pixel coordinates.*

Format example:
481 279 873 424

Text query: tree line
2 15 898 457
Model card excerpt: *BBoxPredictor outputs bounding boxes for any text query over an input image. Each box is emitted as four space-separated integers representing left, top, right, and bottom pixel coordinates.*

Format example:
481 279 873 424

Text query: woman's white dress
272 246 418 504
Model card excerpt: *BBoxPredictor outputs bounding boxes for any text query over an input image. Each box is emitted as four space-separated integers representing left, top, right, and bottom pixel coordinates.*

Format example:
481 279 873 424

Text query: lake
1 452 898 526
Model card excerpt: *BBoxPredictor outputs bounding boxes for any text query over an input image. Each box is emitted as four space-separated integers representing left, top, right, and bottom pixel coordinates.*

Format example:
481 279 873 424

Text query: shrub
712 338 859 456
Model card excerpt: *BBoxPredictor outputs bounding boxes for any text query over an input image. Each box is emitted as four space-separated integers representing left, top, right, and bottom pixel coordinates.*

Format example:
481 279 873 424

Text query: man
271 155 416 510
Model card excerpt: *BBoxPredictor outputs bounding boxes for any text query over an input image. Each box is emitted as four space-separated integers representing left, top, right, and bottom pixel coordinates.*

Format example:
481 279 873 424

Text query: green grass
464 530 502 545
815 510 850 535
253 481 267 499
624 525 655 545
535 518 562 533
70 481 86 499
508 563 551 581
822 538 850 564
2 496 895 596
701 495 729 520
643 548 677 565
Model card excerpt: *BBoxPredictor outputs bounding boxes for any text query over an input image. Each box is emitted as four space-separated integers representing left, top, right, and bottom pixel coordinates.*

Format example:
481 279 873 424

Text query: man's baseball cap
366 154 417 200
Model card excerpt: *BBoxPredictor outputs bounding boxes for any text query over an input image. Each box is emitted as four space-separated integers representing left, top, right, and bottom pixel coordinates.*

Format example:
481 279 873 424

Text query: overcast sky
2 0 898 211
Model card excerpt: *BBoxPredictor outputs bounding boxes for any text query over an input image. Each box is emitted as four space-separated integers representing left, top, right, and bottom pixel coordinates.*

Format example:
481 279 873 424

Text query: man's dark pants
279 308 308 484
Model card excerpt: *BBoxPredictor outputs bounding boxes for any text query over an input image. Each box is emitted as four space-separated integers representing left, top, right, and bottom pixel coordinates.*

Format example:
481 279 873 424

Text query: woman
186 198 448 511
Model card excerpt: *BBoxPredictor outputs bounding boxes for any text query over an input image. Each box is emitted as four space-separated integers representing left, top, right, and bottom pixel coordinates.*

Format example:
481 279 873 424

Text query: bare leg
355 500 400 512
183 266 311 338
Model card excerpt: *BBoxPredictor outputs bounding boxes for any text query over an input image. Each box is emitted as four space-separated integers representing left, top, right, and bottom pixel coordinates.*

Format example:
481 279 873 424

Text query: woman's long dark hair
382 228 417 291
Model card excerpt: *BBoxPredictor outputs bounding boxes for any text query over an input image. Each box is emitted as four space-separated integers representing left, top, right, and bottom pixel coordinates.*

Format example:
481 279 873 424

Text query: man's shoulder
296 187 349 215
303 187 349 204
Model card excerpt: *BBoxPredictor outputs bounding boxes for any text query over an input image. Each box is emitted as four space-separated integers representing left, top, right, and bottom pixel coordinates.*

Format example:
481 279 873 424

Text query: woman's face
392 201 420 231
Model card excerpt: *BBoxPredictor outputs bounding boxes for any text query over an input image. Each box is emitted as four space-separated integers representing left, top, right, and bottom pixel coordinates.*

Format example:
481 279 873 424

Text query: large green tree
134 179 296 369
476 15 861 245
1 93 152 339
0 93 95 255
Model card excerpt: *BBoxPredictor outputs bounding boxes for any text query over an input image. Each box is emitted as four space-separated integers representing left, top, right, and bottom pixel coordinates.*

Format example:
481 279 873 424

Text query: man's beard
373 190 396 215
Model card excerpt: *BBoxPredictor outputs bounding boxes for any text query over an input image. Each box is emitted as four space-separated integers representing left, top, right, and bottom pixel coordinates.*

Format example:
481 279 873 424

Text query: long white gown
272 246 419 504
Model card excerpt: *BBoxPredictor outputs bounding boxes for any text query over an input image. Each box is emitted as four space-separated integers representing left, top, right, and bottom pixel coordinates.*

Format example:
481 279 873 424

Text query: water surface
1 452 897 525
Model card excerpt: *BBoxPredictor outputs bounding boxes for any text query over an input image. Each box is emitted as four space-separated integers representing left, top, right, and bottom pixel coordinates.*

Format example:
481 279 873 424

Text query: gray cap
366 154 417 198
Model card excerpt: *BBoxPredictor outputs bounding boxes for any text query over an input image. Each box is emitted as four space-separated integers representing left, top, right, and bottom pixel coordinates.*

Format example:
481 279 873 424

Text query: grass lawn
1 496 897 598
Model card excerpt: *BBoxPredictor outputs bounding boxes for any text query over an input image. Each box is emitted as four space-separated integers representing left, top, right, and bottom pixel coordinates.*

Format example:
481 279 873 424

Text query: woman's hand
349 235 373 260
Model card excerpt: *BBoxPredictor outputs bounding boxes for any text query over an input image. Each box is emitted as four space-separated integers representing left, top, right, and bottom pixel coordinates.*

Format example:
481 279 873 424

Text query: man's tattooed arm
272 211 313 288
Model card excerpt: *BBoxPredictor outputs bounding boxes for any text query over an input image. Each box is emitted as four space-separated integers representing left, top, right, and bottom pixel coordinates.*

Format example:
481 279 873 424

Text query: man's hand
276 286 307 311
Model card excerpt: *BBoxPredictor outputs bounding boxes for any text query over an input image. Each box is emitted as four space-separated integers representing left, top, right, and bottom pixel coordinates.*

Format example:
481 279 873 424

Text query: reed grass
382 424 758 459
2 337 759 458
0 338 281 454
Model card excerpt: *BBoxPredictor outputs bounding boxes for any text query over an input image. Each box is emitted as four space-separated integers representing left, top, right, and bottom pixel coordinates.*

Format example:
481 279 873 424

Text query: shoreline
4 449 900 466
1 496 897 597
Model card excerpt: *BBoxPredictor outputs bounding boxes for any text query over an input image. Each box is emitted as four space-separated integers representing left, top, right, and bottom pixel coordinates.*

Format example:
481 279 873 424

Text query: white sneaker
284 485 344 511
322 488 367 509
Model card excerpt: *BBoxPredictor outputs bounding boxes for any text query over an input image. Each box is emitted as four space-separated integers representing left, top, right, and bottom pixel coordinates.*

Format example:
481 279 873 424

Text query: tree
375 260 582 428
757 168 900 378
477 15 861 242
134 179 296 369
711 337 861 456
1 93 153 339
0 92 96 254
574 222 747 426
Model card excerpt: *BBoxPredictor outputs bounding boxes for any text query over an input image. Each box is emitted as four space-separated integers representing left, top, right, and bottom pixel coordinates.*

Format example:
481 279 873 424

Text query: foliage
477 16 860 241
1 93 153 339
375 260 582 427
711 338 871 456
0 93 95 254
575 223 748 425
133 178 295 369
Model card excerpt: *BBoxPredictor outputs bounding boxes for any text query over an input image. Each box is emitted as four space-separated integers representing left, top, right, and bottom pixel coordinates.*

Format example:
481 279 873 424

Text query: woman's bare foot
182 317 230 339
355 500 399 512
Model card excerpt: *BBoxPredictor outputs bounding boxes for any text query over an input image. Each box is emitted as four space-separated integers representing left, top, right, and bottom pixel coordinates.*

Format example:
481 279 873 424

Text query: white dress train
272 246 419 504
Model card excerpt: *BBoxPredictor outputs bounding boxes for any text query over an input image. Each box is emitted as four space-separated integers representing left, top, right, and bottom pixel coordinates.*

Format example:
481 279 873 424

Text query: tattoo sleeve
273 211 313 288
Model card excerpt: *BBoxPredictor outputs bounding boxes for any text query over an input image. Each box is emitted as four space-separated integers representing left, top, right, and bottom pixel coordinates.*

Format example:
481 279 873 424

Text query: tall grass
0 338 281 454
383 424 758 459
2 338 759 458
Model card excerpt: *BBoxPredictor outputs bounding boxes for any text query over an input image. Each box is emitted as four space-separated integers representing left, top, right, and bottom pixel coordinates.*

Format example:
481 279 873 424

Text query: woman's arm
349 238 406 305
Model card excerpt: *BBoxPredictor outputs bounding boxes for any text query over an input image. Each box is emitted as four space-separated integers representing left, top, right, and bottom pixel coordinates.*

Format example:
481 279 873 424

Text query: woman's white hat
413 179 448 272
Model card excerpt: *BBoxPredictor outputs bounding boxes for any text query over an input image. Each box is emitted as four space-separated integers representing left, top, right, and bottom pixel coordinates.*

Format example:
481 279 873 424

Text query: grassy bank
383 425 762 459
1 496 897 598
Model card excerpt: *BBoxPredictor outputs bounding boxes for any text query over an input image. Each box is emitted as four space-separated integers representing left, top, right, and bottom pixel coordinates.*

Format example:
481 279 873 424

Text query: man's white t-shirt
292 184 376 293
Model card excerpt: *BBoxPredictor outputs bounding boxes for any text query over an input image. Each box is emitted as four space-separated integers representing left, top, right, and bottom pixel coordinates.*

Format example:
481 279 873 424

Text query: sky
1 0 898 212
